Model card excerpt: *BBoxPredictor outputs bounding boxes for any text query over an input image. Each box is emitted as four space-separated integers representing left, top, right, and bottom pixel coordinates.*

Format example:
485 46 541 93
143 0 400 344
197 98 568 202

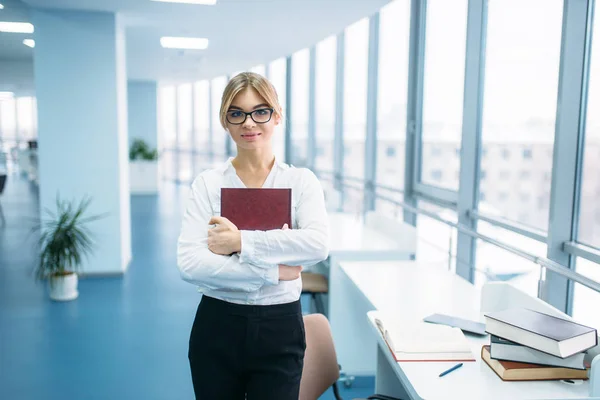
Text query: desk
339 260 599 399
325 213 416 375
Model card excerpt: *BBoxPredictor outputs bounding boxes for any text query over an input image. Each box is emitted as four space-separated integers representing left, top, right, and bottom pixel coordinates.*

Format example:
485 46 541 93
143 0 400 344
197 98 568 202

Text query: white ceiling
0 0 391 87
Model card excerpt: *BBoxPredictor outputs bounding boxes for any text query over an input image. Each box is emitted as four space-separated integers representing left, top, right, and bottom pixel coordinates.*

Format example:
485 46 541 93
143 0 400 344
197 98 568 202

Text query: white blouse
177 157 330 305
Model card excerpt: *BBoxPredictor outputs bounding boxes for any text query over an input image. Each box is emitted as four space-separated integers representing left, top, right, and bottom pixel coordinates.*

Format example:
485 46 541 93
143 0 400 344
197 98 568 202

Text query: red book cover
220 188 292 231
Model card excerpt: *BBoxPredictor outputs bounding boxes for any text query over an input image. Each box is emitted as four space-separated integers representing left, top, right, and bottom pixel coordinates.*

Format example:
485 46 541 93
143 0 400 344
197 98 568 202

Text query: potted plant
33 196 105 301
129 138 159 194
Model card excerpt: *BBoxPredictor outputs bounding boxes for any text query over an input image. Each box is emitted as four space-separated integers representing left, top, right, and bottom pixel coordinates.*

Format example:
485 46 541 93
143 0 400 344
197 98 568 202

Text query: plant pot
129 160 158 194
49 273 79 301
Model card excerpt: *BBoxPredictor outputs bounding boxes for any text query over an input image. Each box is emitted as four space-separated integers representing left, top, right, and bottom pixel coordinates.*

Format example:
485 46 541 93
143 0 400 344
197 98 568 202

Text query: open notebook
374 316 476 362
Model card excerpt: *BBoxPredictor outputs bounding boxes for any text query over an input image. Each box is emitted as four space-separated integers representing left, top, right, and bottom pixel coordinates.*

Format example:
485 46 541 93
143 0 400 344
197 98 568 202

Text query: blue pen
439 363 463 377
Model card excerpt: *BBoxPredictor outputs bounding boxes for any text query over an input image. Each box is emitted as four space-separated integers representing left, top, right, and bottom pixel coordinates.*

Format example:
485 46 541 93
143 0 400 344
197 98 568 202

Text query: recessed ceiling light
0 22 34 33
23 39 34 48
160 37 208 50
151 0 216 4
0 4 5 10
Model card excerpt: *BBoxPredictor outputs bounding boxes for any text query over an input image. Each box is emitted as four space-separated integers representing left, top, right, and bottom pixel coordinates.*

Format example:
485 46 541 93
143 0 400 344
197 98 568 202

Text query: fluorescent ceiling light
0 22 34 33
151 0 217 4
0 4 5 10
160 37 208 50
23 39 34 48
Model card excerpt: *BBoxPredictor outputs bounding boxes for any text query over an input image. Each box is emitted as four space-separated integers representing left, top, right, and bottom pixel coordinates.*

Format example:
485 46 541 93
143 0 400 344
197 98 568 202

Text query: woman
177 72 330 399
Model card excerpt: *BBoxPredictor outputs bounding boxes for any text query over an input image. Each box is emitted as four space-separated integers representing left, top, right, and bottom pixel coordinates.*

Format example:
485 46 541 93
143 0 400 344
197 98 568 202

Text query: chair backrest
299 314 340 400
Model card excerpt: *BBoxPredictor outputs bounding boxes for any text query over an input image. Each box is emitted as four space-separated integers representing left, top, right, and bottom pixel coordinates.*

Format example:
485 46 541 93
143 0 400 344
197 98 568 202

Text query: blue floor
0 175 374 400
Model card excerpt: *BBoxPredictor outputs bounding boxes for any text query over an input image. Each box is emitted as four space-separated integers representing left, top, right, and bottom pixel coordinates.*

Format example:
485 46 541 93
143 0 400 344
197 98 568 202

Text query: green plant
33 196 106 281
129 139 158 161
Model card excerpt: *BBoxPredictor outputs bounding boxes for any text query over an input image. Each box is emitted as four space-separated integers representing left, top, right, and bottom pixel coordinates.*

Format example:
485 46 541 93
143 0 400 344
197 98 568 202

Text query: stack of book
482 308 597 381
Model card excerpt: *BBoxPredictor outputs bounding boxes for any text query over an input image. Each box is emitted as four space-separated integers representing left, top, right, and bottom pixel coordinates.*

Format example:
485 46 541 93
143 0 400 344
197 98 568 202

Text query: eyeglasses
226 108 274 125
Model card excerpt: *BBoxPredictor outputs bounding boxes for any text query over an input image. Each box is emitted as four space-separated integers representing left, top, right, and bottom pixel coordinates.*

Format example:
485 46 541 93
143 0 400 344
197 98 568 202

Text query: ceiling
0 0 391 88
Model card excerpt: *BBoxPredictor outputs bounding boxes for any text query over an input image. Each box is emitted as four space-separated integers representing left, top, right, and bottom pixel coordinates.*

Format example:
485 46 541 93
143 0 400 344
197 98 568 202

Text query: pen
439 363 463 377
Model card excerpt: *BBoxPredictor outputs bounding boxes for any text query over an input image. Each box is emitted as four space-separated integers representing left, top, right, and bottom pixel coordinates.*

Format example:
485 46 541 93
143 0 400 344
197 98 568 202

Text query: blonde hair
219 72 283 129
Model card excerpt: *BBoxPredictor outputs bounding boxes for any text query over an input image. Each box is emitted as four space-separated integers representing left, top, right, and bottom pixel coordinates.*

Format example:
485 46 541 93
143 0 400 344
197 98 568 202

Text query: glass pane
177 84 192 150
572 258 600 331
343 17 369 181
291 48 309 166
268 57 287 162
159 86 176 149
250 64 266 76
480 0 563 231
193 81 210 154
315 35 336 173
211 76 228 159
415 201 457 271
578 9 600 248
474 220 545 297
17 97 34 140
159 149 176 181
421 0 467 190
0 98 17 141
376 0 410 193
179 152 193 183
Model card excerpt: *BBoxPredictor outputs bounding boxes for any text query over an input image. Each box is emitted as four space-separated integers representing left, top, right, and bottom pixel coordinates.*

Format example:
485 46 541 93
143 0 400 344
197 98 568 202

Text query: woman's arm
177 175 279 292
239 169 330 268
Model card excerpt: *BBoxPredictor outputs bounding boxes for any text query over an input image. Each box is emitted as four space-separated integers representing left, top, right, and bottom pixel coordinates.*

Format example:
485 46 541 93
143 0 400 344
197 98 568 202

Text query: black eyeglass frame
225 108 275 125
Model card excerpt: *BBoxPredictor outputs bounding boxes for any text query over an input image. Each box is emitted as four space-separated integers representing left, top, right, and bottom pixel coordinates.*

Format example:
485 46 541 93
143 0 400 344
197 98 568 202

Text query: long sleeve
177 175 279 292
239 169 330 268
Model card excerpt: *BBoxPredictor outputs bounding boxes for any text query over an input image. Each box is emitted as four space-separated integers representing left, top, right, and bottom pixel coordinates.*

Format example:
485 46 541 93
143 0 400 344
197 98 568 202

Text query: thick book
484 308 597 358
374 317 475 362
220 188 292 231
490 335 586 370
482 346 589 381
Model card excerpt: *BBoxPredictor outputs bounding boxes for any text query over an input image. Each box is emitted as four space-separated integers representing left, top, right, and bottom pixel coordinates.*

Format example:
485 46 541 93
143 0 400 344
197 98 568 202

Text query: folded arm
177 176 279 292
239 170 330 268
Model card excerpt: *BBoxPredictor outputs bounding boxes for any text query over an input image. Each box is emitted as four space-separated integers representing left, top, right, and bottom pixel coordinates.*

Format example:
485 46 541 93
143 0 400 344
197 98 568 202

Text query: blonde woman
177 72 330 399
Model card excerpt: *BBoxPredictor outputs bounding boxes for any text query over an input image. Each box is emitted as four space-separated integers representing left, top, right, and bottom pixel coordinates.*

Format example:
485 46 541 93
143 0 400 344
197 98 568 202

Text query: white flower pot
130 160 158 194
49 273 79 301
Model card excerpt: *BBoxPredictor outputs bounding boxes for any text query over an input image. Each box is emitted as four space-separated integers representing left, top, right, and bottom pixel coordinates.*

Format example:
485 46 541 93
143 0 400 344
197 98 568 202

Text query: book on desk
374 316 476 362
482 307 597 381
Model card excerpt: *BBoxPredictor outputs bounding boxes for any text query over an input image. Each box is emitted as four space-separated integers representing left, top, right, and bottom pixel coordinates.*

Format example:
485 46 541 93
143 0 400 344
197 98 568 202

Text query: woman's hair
219 72 283 130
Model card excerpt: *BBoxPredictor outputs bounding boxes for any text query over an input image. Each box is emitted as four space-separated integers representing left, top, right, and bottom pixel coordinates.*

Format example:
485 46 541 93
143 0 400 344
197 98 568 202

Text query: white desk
325 213 416 375
339 260 599 399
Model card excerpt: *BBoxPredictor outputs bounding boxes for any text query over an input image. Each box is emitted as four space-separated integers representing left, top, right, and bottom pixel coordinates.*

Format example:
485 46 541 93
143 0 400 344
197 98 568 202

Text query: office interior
1 0 600 399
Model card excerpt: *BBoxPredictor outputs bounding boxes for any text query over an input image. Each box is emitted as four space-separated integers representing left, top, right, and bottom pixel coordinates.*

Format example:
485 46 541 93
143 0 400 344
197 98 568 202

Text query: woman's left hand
207 216 241 255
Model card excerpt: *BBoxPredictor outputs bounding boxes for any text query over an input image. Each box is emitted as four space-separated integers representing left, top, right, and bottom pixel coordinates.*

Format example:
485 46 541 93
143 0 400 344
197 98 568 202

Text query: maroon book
220 188 292 231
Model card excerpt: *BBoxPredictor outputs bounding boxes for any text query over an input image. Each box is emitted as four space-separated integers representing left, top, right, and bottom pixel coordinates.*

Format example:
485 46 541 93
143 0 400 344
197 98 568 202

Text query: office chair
301 270 328 315
300 314 402 400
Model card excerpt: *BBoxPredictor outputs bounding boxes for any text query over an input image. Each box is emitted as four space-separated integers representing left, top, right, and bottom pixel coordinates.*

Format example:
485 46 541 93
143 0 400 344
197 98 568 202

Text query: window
421 0 468 190
16 97 35 140
431 146 442 157
210 76 227 158
480 192 486 202
481 170 487 180
193 80 210 174
475 221 544 297
177 83 192 150
268 58 287 162
343 17 369 183
291 48 309 166
416 201 457 271
498 192 509 202
314 35 336 172
431 170 443 181
480 0 563 231
519 193 530 202
577 8 600 248
520 170 531 179
250 64 266 76
158 86 176 149
376 0 410 190
499 170 510 180
572 258 600 332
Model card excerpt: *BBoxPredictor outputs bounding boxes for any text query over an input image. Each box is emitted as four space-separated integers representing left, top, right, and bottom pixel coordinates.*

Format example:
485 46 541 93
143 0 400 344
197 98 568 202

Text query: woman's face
225 88 280 151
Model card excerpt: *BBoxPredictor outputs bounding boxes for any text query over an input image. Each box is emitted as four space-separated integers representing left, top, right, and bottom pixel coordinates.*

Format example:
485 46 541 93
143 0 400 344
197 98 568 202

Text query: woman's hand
207 216 241 255
278 223 303 281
